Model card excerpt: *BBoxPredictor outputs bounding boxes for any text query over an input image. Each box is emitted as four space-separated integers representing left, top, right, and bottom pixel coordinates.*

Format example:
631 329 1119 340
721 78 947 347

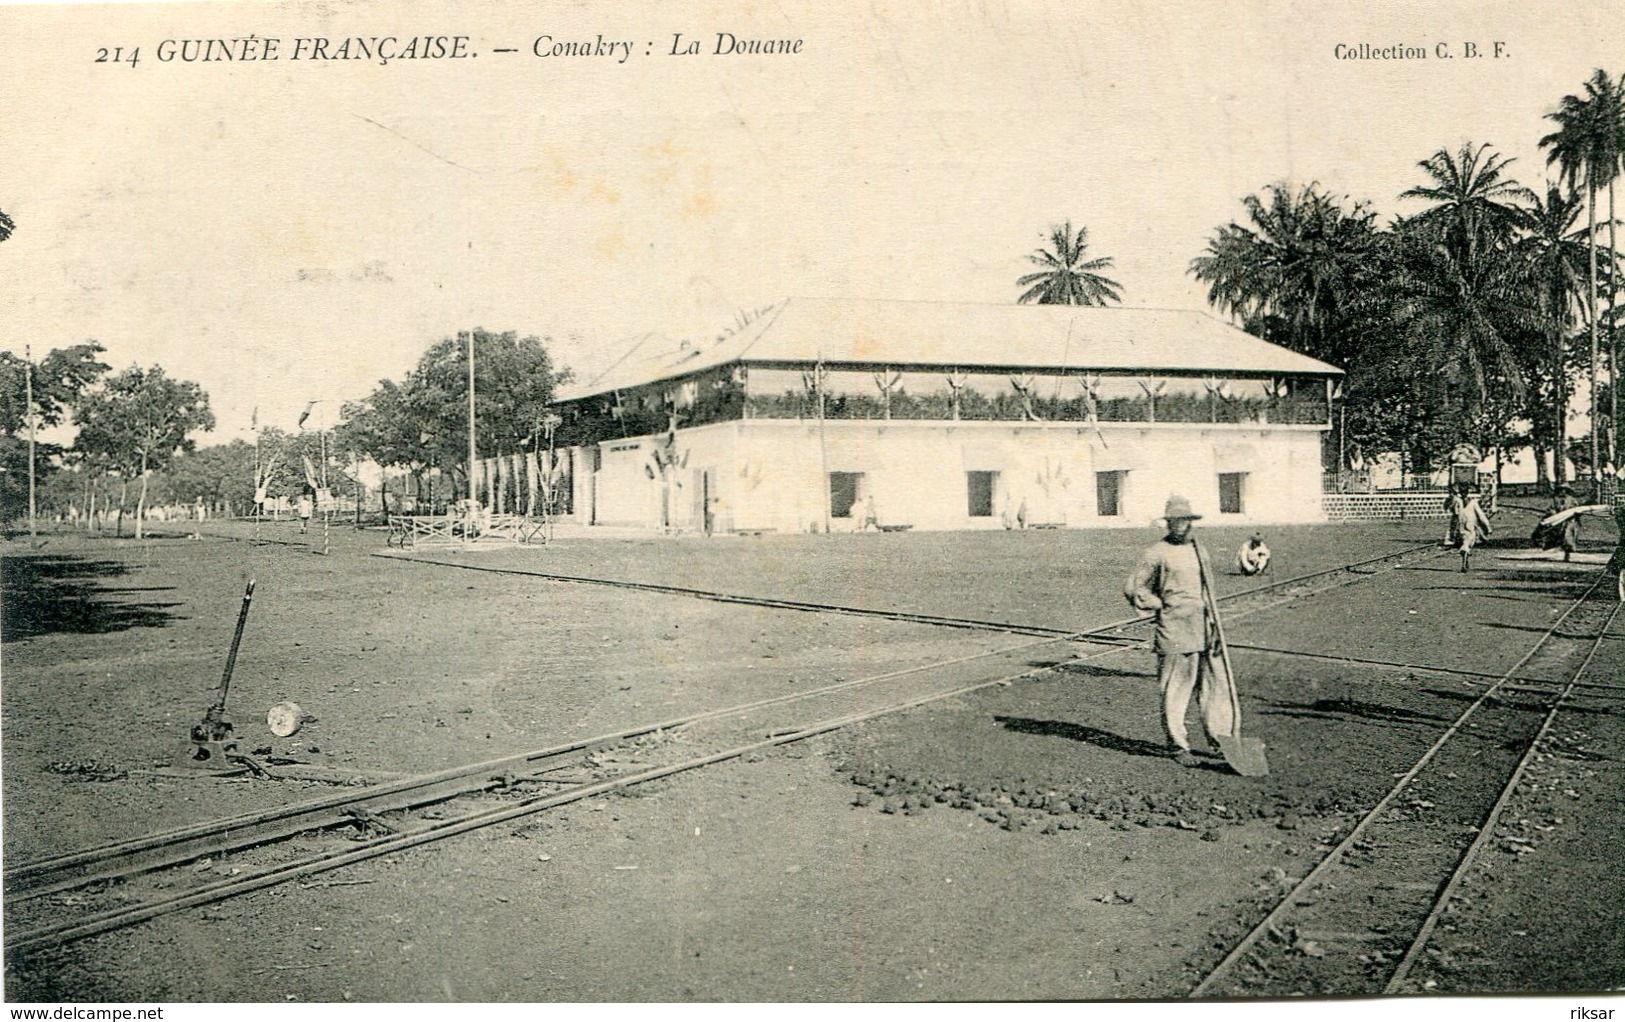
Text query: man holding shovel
1125 495 1266 775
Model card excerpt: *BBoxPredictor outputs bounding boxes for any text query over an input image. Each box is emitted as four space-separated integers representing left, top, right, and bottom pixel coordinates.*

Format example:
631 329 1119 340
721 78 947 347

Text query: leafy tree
0 343 110 435
0 208 13 244
340 330 571 499
155 440 257 514
243 425 356 501
0 343 108 522
1016 222 1123 306
1189 183 1381 368
74 366 214 537
334 379 432 502
1339 325 1457 475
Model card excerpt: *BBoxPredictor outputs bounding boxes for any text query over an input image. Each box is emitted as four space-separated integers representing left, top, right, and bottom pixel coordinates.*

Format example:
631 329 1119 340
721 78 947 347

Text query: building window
1218 472 1246 514
829 472 863 519
966 471 997 517
1096 471 1125 516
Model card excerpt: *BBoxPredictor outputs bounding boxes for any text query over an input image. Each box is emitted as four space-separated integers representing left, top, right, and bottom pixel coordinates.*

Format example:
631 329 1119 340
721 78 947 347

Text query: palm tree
1541 71 1623 478
1017 221 1123 306
1394 143 1537 455
1381 223 1538 450
1399 142 1534 260
1594 72 1625 468
1189 182 1380 367
1516 184 1591 484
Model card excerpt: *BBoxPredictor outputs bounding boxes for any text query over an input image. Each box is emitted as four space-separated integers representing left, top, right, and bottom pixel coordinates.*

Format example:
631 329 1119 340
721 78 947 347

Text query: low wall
1321 491 1450 521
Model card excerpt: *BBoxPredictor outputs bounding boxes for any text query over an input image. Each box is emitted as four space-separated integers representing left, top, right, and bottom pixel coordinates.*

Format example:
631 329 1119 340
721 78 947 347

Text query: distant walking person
861 494 879 532
1236 532 1271 576
1443 484 1467 547
297 483 315 535
1453 488 1493 572
1546 485 1580 562
1124 495 1235 766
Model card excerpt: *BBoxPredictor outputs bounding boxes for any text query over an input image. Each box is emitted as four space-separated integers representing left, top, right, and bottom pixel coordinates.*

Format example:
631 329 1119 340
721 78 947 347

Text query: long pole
24 345 36 547
1338 404 1346 493
213 579 257 716
816 358 830 534
466 330 477 503
320 418 330 554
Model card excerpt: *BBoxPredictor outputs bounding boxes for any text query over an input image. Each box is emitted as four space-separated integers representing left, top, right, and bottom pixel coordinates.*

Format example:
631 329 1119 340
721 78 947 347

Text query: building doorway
1096 470 1126 516
829 472 863 520
966 470 997 518
1218 472 1247 514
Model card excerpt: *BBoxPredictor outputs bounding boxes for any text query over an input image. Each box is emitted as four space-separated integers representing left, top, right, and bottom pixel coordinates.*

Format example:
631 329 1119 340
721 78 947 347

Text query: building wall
562 419 1329 532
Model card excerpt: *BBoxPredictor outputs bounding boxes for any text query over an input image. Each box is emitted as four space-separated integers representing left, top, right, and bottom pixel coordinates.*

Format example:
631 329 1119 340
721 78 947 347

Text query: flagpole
24 345 37 549
816 354 830 535
253 410 261 542
466 330 477 504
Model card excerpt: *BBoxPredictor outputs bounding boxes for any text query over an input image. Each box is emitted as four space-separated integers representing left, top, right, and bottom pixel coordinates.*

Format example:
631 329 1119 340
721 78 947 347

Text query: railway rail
1188 568 1622 997
379 540 1446 641
5 541 1442 955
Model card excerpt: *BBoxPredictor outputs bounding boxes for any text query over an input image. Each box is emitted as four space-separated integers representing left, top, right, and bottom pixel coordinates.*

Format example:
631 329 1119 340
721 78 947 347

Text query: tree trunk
116 478 127 537
135 453 149 539
1553 318 1568 486
1587 176 1600 484
1609 179 1618 473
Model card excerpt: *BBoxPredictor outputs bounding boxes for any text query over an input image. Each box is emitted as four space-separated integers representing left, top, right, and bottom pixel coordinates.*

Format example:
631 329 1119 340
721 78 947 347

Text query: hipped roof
556 298 1343 402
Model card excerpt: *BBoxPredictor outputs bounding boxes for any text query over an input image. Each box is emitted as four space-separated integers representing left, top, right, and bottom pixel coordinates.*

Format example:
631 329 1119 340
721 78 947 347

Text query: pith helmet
1163 495 1201 521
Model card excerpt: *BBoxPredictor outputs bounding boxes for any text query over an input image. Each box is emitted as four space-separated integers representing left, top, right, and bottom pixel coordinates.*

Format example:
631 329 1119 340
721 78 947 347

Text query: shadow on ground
1257 696 1454 728
1 555 184 642
993 714 1170 759
1034 661 1153 680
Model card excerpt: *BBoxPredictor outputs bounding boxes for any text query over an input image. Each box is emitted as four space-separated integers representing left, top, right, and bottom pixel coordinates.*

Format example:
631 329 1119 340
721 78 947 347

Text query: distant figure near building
1124 495 1235 767
1236 532 1271 576
1453 488 1493 572
297 484 315 535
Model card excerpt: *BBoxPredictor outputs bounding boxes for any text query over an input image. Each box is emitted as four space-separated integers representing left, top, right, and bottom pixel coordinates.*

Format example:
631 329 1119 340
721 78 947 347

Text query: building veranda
547 298 1342 534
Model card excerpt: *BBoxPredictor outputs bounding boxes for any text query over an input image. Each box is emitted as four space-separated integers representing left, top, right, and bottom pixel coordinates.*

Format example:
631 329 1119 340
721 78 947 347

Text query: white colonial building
548 298 1342 533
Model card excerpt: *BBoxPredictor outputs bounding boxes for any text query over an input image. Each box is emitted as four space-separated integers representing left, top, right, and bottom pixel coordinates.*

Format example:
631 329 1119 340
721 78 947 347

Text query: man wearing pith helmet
1124 495 1235 767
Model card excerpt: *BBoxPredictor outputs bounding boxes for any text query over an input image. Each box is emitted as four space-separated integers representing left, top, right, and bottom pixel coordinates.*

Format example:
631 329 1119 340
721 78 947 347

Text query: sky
2 0 1622 443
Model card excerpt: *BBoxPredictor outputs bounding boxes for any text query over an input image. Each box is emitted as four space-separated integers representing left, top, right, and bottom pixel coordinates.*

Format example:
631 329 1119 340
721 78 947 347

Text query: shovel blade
1216 734 1269 777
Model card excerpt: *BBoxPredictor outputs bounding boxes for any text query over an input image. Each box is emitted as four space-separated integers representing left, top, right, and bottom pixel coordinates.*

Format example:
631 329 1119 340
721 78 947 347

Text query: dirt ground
2 514 1622 1002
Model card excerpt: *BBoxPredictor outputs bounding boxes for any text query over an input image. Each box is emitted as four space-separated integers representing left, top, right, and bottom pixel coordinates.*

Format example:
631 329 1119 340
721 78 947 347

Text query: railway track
380 540 1445 641
4 541 1440 955
1189 567 1622 997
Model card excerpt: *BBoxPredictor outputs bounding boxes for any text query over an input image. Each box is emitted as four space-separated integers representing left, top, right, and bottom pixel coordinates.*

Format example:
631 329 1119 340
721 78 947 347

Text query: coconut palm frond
1016 220 1124 306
